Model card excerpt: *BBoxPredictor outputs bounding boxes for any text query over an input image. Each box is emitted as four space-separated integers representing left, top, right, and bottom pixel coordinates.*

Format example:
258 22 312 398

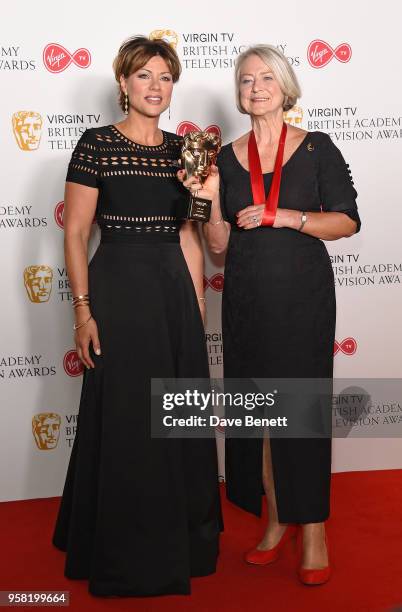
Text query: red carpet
1 471 402 612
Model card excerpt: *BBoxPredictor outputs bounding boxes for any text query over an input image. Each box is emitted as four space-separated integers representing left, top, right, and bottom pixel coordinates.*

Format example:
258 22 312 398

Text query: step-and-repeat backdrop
1 1 401 501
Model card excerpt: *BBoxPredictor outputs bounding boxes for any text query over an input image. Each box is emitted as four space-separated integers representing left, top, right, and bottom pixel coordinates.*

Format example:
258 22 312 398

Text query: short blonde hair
235 45 301 113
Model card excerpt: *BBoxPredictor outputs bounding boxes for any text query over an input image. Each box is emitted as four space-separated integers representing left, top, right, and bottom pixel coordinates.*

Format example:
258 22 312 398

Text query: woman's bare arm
64 181 100 368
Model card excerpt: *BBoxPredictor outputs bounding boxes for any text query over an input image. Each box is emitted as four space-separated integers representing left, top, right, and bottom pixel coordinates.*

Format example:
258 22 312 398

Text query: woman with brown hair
52 35 221 597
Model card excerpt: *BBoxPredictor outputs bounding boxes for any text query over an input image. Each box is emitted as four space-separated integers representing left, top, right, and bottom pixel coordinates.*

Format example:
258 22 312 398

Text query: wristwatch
298 211 308 232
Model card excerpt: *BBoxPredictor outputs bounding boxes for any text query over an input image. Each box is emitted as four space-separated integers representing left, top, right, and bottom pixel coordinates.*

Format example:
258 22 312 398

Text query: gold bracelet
208 216 224 226
72 294 90 309
73 315 92 330
198 297 206 302
72 293 89 301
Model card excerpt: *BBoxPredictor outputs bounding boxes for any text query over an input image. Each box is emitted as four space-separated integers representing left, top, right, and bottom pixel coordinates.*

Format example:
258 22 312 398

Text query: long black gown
217 131 360 524
52 125 222 597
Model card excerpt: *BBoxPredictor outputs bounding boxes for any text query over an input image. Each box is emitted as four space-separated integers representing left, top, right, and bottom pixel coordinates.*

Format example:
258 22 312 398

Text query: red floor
1 471 402 612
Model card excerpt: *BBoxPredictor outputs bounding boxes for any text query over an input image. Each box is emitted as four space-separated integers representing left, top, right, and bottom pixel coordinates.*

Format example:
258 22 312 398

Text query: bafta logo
23 265 53 303
32 413 61 450
12 111 43 151
283 105 303 127
149 29 179 50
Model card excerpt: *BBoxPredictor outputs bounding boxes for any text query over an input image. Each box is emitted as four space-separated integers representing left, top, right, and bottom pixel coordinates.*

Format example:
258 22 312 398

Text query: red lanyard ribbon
248 122 287 226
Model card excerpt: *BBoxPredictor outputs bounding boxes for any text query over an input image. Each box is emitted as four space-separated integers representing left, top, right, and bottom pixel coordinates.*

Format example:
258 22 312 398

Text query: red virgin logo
43 43 91 73
177 121 221 137
334 337 357 356
204 273 224 292
307 40 352 68
63 350 84 376
54 201 64 229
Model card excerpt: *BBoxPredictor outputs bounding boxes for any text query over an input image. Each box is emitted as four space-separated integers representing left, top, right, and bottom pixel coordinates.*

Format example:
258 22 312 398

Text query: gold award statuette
180 131 221 222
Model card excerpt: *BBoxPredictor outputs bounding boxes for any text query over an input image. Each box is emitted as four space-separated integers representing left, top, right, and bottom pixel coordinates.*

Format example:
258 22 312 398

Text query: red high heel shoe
245 525 297 565
297 530 331 585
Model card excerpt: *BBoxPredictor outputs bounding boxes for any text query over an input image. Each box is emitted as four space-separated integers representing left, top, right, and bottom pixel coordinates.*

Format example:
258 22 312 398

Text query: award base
179 195 212 222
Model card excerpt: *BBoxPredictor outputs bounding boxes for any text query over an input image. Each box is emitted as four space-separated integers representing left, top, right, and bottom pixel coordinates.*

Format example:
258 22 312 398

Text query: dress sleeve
66 129 99 188
316 133 361 232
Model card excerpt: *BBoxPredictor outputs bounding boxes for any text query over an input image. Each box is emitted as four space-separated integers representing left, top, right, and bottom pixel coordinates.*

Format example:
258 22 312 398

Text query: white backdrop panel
1 0 401 501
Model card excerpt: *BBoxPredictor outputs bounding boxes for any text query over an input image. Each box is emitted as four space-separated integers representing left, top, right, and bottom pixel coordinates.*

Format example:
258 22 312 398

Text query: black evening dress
52 125 222 597
217 131 360 524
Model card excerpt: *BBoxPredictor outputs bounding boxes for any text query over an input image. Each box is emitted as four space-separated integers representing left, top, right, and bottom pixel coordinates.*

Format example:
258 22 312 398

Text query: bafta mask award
180 131 221 222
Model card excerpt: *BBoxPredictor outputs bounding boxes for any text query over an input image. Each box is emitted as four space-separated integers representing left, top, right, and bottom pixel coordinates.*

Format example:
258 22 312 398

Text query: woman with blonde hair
52 35 222 597
180 44 360 585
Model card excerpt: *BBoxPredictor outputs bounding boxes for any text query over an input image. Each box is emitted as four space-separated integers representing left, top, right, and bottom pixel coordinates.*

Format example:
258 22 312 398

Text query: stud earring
124 92 129 115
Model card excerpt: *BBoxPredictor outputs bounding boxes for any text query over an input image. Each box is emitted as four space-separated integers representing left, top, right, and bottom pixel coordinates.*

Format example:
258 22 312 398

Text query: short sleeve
315 133 361 232
66 129 99 188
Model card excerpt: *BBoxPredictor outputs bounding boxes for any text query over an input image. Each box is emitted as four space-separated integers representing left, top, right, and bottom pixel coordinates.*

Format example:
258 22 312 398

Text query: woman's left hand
236 204 265 229
236 206 298 230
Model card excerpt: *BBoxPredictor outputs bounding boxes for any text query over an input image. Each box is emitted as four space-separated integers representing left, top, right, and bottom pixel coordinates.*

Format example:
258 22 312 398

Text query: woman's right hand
74 313 101 369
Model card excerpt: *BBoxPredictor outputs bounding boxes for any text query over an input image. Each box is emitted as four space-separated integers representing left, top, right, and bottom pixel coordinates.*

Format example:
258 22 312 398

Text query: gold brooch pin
307 142 314 151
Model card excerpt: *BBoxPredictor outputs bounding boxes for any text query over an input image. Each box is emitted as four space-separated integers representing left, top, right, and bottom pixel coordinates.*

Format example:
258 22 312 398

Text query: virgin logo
43 43 91 73
63 350 84 376
176 121 221 137
307 40 352 69
54 201 64 229
204 273 224 292
334 337 357 356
